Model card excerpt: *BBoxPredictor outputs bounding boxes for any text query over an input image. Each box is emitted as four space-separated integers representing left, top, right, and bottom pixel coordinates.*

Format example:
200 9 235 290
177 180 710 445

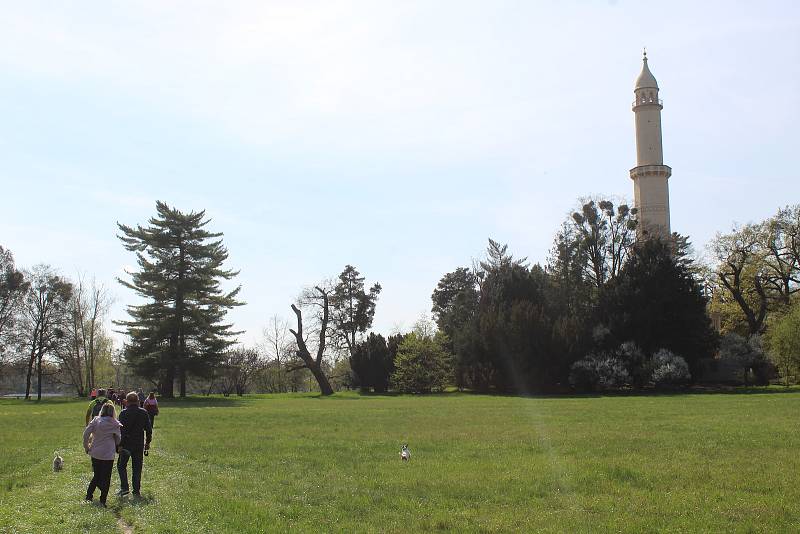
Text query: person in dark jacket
117 392 153 497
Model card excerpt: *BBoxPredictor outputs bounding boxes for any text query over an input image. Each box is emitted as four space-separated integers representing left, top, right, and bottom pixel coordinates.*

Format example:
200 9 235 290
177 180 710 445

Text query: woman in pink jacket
83 402 122 506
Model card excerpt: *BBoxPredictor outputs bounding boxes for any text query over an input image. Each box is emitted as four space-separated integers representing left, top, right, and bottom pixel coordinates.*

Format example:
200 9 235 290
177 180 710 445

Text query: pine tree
329 265 381 356
116 201 243 397
350 332 394 392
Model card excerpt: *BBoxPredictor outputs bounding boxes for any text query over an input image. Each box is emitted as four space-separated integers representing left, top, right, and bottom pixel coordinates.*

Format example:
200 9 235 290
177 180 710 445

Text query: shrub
650 349 690 387
617 341 648 386
766 302 800 386
719 333 772 386
391 332 453 393
568 359 598 391
569 354 630 392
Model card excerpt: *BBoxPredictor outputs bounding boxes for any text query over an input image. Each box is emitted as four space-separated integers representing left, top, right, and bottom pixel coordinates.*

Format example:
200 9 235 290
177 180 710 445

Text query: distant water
1 393 68 398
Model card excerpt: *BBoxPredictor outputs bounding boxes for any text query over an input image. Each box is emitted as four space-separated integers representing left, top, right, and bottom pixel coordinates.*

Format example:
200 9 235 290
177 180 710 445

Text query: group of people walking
82 388 159 506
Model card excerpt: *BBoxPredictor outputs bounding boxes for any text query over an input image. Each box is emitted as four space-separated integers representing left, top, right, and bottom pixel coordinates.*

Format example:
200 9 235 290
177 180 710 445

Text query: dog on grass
52 452 64 472
399 444 410 462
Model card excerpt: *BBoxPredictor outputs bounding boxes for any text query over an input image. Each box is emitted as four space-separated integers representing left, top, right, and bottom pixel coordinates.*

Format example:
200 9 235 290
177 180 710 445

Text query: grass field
2 390 800 533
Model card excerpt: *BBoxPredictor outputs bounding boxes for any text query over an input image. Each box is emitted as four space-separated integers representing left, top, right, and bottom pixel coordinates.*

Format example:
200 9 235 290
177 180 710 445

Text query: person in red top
143 392 159 429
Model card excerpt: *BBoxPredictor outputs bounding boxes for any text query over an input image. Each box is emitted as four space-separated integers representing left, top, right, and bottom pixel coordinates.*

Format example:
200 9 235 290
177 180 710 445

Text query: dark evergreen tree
116 201 243 398
479 238 527 272
599 238 718 376
431 267 479 337
431 267 479 388
545 223 595 373
477 263 558 392
329 265 381 357
349 332 393 392
387 333 406 365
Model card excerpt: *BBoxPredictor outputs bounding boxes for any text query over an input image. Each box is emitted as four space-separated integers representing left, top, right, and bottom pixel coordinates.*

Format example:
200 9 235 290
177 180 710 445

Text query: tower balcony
632 98 663 111
629 164 672 180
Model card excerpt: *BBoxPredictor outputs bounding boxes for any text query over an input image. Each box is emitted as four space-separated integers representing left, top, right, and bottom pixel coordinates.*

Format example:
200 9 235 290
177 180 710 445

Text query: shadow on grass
116 494 156 508
459 384 800 400
157 396 249 409
309 392 402 400
614 385 800 398
0 396 88 404
109 494 156 516
25 385 792 408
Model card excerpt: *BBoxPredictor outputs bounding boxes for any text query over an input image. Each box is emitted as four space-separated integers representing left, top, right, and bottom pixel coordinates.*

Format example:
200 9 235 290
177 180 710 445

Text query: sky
1 1 798 346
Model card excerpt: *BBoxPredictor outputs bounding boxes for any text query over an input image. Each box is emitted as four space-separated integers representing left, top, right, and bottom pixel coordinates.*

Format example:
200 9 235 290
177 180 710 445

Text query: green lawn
2 390 800 533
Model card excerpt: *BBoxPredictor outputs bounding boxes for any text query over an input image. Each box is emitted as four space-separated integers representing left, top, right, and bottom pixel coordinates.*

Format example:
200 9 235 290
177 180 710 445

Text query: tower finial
643 47 647 61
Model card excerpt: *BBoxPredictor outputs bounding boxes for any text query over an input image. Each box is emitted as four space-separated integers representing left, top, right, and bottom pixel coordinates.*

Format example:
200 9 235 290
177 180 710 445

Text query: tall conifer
116 201 242 397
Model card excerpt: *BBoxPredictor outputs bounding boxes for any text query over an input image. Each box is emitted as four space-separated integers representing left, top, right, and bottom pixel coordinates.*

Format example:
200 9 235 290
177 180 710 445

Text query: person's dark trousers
117 447 144 494
148 413 156 429
86 458 114 504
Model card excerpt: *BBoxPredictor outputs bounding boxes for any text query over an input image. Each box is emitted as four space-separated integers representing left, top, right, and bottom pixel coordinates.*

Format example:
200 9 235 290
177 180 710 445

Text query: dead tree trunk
289 286 334 396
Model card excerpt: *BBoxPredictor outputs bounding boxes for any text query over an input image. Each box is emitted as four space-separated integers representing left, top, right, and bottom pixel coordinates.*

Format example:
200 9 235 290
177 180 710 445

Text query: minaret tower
630 50 671 237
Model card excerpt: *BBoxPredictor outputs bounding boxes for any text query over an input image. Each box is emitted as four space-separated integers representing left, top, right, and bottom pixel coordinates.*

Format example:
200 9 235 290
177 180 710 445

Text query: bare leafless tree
0 247 29 355
262 315 292 364
54 275 112 396
288 286 334 395
20 265 73 400
219 346 263 396
259 315 293 392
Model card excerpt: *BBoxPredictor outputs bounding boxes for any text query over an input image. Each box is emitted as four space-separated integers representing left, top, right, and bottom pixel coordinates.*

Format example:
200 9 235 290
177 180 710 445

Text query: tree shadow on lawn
370 385 800 401
668 384 800 396
145 386 800 407
0 396 93 404
311 391 403 400
470 384 800 400
156 396 249 409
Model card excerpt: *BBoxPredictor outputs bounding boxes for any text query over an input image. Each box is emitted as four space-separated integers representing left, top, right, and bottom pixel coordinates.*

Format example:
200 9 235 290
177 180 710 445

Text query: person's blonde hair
100 401 116 418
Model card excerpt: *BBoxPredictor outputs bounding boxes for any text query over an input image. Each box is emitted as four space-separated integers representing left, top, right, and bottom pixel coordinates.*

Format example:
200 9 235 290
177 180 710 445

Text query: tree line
2 199 798 398
344 199 800 394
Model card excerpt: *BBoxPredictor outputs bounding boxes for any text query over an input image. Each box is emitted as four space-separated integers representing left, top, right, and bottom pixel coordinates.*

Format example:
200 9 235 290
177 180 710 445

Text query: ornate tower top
635 50 659 91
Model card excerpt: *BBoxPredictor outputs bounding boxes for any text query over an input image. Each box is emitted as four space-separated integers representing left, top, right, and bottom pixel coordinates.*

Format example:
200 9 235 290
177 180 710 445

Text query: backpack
90 398 106 418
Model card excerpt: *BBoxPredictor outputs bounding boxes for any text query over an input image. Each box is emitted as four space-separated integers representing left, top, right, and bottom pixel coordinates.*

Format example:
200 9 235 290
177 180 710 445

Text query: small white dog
399 444 410 462
52 453 64 472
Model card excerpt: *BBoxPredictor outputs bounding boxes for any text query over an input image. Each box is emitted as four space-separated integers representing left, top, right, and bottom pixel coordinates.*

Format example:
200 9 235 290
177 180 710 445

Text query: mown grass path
2 390 800 533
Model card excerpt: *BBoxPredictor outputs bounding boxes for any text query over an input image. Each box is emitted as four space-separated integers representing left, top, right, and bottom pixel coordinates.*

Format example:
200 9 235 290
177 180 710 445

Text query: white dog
52 453 63 472
399 444 410 462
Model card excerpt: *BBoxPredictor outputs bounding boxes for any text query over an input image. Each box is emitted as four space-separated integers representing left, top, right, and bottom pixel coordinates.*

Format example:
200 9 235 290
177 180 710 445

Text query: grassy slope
1 390 799 533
